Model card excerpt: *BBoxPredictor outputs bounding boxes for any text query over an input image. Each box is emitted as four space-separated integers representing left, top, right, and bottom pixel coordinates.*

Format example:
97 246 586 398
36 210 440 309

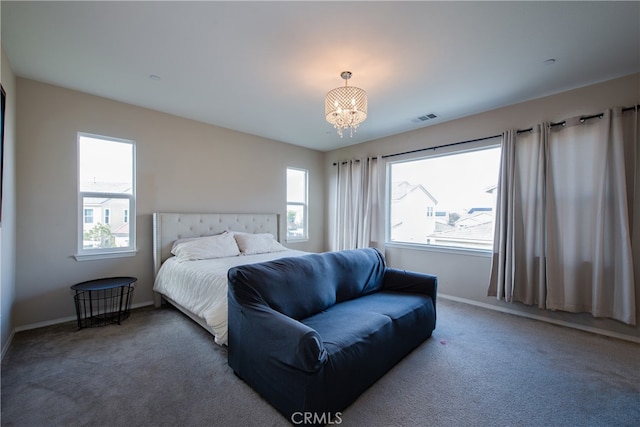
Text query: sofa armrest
229 301 328 374
382 268 437 304
262 306 328 373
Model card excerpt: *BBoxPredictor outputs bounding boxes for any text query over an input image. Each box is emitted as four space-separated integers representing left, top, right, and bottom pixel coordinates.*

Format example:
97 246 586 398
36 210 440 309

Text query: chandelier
325 71 367 138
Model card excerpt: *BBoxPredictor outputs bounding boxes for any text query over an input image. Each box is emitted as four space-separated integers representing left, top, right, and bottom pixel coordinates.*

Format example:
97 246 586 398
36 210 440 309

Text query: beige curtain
331 157 380 251
489 108 637 325
488 127 546 307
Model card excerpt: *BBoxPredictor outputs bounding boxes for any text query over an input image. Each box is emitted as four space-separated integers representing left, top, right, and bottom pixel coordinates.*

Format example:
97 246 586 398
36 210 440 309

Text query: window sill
74 250 138 262
385 242 492 258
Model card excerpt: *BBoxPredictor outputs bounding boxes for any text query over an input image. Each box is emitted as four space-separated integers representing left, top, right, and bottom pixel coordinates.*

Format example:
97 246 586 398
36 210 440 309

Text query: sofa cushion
302 291 434 356
302 304 392 355
345 291 435 332
228 248 387 320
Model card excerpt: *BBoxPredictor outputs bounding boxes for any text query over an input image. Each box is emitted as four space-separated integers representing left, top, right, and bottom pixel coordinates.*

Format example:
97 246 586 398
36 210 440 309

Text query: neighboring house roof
456 211 494 228
392 181 438 205
81 181 132 193
429 221 494 241
434 222 455 233
467 207 492 214
111 222 129 236
84 198 111 206
391 221 403 229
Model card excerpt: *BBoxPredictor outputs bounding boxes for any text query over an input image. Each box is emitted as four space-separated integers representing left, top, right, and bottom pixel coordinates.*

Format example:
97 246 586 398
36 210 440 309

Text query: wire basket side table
71 277 137 329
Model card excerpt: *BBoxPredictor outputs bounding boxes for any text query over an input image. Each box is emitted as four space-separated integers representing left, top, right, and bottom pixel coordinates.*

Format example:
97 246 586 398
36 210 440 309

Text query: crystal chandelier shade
325 71 367 138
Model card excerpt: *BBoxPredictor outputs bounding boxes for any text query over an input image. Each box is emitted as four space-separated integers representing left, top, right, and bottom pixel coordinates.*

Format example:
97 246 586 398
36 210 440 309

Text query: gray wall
326 73 640 341
6 68 640 344
14 78 325 328
1 46 17 354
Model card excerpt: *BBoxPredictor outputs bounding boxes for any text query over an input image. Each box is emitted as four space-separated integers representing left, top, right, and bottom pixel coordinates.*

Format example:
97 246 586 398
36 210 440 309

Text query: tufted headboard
152 212 280 276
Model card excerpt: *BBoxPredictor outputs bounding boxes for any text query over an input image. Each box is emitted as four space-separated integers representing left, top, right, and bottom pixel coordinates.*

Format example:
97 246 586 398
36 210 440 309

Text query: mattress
153 250 307 345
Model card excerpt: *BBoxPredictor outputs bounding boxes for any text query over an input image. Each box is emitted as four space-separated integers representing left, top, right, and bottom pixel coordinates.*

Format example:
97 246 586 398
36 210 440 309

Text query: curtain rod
513 104 639 135
332 134 499 164
381 134 500 160
333 104 639 164
381 104 639 160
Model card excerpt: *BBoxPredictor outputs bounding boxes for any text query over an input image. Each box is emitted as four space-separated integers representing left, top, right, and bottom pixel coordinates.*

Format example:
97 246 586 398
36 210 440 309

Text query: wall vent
411 113 438 123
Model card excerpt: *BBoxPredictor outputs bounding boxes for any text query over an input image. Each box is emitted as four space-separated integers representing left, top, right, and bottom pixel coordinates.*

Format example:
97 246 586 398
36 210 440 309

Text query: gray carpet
2 299 639 427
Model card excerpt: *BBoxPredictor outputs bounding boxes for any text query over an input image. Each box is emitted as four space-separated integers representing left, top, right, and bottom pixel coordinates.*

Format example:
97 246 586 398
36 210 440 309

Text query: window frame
75 132 137 261
385 142 501 256
286 167 309 242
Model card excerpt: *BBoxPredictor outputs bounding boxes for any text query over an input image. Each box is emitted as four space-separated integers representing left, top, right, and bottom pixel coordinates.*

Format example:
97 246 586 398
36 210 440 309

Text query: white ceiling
2 1 639 151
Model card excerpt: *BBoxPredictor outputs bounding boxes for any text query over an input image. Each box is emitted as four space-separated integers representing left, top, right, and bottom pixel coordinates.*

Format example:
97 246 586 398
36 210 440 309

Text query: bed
152 212 307 345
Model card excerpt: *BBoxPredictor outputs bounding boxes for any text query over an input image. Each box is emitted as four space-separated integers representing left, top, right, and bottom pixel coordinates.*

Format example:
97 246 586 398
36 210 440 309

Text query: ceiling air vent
411 113 438 124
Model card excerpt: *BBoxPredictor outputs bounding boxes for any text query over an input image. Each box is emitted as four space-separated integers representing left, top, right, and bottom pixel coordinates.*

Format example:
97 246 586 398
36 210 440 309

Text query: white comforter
153 250 307 345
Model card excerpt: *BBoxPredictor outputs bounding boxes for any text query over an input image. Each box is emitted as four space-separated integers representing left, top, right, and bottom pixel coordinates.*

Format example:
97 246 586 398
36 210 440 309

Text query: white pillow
171 232 241 262
170 232 223 253
233 232 287 255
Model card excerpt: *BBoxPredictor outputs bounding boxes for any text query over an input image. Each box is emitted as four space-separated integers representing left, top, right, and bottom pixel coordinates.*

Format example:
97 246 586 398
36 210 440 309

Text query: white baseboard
439 293 640 344
1 329 16 361
1 300 155 361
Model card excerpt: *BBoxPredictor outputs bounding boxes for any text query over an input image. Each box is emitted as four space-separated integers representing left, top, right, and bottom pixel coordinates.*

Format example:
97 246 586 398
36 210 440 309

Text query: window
84 208 94 224
286 167 308 241
77 133 136 259
388 145 501 251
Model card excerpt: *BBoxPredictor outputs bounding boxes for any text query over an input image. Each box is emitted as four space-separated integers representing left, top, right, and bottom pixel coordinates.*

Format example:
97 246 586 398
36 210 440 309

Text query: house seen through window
286 167 308 241
78 133 136 257
388 145 501 251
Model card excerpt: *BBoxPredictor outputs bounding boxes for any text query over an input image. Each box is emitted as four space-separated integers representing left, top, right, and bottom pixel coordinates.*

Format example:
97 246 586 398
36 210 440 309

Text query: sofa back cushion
228 248 386 320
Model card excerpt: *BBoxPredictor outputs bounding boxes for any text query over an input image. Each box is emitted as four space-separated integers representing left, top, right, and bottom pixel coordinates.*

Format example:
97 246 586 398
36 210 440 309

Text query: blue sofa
227 248 437 422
